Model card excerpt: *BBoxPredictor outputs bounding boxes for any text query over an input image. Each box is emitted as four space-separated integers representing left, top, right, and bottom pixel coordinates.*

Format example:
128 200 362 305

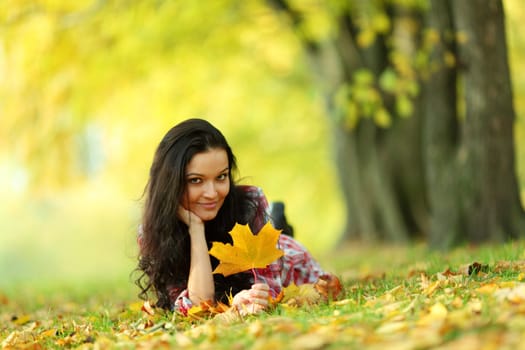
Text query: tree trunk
451 0 525 243
425 0 525 246
424 0 463 248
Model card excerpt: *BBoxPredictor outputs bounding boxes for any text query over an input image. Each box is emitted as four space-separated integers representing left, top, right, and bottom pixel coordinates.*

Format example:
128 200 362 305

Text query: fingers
177 206 203 227
251 283 270 291
249 283 269 306
177 206 191 225
233 287 268 306
232 284 270 316
232 289 251 306
248 290 268 307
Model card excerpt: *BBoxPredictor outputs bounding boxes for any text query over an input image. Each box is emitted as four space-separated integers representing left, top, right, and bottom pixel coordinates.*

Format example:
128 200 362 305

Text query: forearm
187 226 215 304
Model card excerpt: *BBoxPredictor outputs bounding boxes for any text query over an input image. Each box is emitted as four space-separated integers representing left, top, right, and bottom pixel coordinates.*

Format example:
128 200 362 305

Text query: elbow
188 289 215 305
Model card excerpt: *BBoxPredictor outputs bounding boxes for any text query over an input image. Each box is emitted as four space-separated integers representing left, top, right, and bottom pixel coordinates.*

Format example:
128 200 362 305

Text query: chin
199 212 219 222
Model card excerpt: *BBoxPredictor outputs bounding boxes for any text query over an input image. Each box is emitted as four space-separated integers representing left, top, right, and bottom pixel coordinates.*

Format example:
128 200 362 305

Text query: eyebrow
186 167 229 177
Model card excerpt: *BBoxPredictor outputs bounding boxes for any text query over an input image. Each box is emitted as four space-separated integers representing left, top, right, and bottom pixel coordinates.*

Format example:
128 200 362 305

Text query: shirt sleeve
172 288 193 316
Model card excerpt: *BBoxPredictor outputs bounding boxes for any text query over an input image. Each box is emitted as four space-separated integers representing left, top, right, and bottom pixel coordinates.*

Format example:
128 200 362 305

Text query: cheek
180 189 192 209
219 182 231 198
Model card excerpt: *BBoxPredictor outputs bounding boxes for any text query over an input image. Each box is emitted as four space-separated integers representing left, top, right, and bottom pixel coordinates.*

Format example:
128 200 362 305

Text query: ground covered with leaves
3 242 525 349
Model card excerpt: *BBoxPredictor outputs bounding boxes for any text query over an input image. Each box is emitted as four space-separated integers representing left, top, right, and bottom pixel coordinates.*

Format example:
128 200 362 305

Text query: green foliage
318 0 425 130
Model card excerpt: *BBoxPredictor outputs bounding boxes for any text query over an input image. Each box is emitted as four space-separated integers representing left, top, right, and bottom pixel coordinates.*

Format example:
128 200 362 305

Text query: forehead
186 148 229 174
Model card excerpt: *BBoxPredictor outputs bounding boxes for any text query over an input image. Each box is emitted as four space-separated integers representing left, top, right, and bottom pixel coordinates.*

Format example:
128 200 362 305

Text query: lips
199 202 218 210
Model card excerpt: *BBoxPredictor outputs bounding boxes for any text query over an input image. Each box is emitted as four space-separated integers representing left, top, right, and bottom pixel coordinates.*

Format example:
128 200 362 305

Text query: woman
135 118 340 315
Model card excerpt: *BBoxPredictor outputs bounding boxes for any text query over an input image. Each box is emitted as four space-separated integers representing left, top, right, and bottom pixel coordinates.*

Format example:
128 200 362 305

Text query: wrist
188 223 205 238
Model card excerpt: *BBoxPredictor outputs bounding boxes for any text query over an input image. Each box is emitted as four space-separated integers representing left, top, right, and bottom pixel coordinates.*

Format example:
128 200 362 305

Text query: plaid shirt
170 186 327 314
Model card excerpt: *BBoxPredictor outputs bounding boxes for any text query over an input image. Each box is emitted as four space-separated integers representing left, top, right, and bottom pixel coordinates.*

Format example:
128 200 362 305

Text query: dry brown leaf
187 300 221 319
493 260 525 273
314 275 343 300
141 301 155 316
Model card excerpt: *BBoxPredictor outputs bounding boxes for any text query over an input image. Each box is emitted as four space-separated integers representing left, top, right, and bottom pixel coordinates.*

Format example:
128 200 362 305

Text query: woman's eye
188 178 201 184
217 173 228 181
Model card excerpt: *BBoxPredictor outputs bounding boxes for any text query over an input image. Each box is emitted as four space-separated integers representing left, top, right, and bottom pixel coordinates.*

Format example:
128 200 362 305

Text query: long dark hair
135 118 257 309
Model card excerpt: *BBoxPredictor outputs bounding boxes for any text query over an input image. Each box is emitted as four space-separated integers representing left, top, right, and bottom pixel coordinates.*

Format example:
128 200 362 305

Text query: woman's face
181 148 231 222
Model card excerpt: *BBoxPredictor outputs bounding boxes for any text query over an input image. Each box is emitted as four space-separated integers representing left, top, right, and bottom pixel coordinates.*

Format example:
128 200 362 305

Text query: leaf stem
251 267 258 283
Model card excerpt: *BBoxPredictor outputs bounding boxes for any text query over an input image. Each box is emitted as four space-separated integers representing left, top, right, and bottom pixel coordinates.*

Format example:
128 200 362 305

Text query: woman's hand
178 206 203 226
232 283 270 316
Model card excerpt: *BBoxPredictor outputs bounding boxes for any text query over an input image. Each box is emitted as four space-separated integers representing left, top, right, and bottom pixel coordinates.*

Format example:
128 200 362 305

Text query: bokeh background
0 0 524 292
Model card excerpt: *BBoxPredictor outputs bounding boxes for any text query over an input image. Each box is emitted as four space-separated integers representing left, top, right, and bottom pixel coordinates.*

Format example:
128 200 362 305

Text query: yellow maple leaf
209 222 284 277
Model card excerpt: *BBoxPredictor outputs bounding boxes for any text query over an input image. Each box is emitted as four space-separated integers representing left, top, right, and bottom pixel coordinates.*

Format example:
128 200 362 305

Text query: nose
203 181 218 198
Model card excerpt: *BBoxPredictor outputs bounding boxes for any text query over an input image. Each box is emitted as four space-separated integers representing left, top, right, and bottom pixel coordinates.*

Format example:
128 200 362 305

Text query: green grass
3 241 525 349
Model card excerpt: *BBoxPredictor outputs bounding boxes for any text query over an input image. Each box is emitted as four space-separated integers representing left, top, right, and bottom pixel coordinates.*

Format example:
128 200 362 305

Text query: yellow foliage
357 29 376 48
372 13 391 34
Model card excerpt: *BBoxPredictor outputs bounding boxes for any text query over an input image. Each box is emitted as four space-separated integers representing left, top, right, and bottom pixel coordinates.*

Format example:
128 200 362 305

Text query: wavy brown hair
134 118 259 309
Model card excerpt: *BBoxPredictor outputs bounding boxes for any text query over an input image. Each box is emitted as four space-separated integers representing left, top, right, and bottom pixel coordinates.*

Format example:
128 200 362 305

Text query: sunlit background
1 0 524 291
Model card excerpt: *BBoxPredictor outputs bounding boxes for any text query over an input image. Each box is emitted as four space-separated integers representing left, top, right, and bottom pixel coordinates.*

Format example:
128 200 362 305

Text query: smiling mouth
199 202 218 209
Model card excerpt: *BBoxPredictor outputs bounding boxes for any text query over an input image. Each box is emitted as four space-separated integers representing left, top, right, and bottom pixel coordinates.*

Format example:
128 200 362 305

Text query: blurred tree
424 0 525 247
0 1 345 252
268 0 525 247
0 1 296 188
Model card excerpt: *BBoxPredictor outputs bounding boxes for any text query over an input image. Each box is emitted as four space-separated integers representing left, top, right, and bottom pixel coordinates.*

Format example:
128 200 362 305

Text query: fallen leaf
128 301 145 312
314 275 343 300
290 333 329 349
212 307 243 323
476 283 499 295
209 222 284 276
0 293 8 305
494 284 525 304
332 298 355 306
493 260 525 273
40 328 57 338
467 262 489 276
248 319 264 337
11 314 32 326
438 268 459 279
375 320 408 334
417 302 448 327
269 291 284 307
281 283 321 306
141 301 155 316
422 280 440 297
